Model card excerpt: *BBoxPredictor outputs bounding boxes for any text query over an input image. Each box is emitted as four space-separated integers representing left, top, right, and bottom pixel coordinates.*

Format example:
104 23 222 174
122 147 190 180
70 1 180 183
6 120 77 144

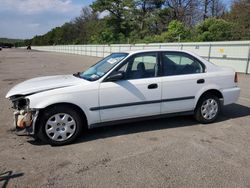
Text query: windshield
79 53 128 81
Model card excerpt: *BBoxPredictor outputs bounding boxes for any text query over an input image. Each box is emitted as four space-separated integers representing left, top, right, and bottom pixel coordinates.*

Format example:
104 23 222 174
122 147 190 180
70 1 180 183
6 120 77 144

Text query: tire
37 104 84 146
194 94 221 124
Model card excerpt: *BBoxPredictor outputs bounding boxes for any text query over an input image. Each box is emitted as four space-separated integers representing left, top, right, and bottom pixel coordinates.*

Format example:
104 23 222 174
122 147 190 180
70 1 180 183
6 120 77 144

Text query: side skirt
89 110 194 129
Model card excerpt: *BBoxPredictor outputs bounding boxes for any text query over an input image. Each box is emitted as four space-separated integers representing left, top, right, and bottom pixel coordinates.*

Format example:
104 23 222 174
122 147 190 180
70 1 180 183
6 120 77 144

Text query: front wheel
37 105 83 145
194 94 221 124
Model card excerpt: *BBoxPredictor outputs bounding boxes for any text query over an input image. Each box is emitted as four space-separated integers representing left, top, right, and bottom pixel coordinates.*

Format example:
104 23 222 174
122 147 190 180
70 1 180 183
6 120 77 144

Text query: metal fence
31 41 250 74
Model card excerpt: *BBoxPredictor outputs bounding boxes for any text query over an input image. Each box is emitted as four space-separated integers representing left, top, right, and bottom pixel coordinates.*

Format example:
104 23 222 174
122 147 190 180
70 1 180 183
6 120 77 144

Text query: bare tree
199 0 225 21
165 0 199 25
210 0 225 17
203 0 211 20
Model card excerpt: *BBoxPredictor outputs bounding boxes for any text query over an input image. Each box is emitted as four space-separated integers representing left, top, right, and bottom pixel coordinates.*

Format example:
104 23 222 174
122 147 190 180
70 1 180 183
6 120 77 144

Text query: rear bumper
221 87 240 105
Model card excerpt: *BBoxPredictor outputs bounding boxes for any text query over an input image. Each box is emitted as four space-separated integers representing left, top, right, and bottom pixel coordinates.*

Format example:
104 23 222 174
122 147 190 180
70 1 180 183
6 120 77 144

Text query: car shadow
0 171 24 188
28 103 250 146
75 103 250 144
220 103 250 120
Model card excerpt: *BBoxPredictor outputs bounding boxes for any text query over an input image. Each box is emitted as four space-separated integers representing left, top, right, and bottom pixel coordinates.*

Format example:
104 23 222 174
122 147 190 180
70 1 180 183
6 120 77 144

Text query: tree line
20 0 250 47
0 38 23 48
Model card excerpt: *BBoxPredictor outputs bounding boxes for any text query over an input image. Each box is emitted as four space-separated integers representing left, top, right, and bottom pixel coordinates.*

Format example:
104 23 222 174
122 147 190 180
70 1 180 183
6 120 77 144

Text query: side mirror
105 72 124 82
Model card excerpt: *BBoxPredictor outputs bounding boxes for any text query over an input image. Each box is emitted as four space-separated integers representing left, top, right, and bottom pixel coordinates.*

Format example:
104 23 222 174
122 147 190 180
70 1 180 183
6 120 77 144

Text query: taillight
234 72 238 83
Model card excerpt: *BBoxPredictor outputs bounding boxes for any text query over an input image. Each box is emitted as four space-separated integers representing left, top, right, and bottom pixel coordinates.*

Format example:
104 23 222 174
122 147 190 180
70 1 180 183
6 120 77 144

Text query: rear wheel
37 105 83 145
194 94 221 123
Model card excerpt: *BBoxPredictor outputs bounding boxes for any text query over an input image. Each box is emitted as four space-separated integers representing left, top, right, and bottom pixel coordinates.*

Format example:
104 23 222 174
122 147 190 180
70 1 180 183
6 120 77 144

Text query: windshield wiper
73 72 81 78
73 72 86 80
73 72 92 81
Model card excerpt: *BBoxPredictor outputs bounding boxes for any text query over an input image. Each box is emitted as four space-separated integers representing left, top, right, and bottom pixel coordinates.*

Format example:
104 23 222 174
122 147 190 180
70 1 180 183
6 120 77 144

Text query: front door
99 52 162 122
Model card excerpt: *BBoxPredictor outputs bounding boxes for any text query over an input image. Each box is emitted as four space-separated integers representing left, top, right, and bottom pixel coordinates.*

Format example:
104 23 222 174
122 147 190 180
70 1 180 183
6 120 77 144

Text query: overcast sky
0 0 232 40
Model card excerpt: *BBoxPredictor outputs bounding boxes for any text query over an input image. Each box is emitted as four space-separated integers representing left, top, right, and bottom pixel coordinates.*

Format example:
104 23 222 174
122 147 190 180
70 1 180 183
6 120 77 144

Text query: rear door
160 51 206 114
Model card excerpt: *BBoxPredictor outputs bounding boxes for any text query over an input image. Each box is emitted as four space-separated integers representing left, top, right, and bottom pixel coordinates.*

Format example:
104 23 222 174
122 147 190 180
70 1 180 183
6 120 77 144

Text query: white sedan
6 50 240 145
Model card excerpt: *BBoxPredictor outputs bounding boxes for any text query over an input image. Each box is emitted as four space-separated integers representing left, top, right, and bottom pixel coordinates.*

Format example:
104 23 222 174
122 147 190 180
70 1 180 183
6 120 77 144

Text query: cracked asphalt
0 48 250 188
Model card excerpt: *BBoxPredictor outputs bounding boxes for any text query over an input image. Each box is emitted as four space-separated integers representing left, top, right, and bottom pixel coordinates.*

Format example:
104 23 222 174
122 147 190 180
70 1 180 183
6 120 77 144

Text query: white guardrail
31 41 250 74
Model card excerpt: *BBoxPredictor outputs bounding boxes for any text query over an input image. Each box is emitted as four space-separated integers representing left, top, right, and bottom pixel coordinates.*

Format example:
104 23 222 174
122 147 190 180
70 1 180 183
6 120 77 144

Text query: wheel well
197 89 223 107
35 103 88 133
200 89 223 99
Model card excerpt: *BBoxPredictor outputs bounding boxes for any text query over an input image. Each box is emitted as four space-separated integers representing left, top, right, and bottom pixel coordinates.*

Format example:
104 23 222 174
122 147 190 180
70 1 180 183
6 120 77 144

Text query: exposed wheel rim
201 98 218 120
45 113 76 142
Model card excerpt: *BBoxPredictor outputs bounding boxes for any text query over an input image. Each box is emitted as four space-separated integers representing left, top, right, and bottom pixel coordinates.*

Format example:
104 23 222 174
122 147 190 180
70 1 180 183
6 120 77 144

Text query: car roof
120 49 205 60
118 49 217 70
120 49 191 55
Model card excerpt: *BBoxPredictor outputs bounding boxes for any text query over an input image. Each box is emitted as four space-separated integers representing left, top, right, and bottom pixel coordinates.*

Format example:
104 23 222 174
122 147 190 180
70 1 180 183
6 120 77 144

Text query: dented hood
6 75 85 98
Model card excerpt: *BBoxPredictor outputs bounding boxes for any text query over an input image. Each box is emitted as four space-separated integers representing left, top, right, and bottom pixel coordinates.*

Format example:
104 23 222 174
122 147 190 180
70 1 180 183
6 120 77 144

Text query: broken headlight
10 95 30 110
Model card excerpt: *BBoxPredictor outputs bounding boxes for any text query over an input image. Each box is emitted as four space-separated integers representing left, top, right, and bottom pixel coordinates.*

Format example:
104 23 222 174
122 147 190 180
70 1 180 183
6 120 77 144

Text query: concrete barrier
31 41 250 74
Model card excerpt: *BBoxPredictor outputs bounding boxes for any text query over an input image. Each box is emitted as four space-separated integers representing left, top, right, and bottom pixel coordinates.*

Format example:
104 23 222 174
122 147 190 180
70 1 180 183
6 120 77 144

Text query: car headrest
137 62 145 71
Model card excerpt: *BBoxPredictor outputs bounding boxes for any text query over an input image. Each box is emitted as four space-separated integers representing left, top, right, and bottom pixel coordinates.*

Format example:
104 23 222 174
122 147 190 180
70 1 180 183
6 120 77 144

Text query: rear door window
161 52 204 76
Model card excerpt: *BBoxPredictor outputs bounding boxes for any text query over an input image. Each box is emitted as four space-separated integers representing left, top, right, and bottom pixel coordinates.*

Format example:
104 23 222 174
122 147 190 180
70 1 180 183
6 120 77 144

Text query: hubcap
45 113 76 142
201 99 218 120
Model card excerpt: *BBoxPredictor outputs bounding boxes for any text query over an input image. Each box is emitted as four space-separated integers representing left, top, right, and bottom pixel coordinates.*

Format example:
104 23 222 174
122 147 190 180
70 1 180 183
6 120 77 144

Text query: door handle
148 83 158 89
197 79 205 84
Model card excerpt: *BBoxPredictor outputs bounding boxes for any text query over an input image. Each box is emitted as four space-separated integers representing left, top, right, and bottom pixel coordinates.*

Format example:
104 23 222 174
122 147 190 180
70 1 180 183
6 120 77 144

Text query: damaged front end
9 95 39 135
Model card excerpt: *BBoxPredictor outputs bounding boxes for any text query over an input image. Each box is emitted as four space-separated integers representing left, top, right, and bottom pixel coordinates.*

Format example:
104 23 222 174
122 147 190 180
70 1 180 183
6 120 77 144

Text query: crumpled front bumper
13 109 39 135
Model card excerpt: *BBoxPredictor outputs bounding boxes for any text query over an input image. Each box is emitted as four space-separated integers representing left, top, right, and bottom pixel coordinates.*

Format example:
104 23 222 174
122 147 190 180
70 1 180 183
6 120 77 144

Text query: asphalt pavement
0 48 249 188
